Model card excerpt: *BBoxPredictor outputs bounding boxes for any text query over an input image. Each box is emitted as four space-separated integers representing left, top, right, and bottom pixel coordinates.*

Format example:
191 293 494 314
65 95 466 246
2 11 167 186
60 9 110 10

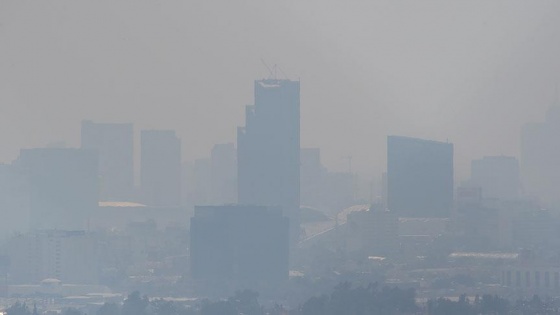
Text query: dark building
521 106 560 205
190 205 289 290
140 130 181 207
387 136 453 218
237 79 300 241
81 120 134 201
15 148 99 230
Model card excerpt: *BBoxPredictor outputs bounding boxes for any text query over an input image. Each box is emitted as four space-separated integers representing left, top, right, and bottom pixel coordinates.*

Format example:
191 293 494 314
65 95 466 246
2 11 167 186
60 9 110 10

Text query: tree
150 299 190 315
63 308 83 315
6 302 32 315
122 291 149 315
229 289 263 315
301 295 327 315
200 300 236 315
97 302 120 315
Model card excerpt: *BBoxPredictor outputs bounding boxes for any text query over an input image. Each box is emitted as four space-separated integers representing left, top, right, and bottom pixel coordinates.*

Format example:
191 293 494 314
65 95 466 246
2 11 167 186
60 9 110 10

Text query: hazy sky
1 0 559 180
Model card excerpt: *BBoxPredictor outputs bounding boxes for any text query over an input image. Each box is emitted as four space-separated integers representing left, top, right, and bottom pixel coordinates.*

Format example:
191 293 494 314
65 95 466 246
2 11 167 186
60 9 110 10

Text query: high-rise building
521 106 560 205
387 136 453 218
15 148 99 230
140 130 181 207
7 230 98 284
190 205 289 291
237 79 300 240
470 156 520 201
81 120 134 201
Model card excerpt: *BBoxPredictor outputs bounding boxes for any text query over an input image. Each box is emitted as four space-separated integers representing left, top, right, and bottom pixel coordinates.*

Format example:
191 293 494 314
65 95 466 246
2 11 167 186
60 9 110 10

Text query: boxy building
190 205 289 291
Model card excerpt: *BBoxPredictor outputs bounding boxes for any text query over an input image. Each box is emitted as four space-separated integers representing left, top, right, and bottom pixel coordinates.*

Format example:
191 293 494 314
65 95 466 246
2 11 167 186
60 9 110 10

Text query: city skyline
3 2 560 313
2 1 560 180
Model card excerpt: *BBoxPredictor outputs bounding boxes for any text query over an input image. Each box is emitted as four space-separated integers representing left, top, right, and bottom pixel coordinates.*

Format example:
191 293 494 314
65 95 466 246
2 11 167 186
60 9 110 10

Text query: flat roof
98 201 147 208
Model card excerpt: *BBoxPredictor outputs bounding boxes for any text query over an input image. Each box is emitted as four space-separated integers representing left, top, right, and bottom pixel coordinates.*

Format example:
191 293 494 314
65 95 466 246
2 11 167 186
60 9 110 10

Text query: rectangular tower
15 148 99 230
190 205 289 290
140 130 181 207
237 79 300 241
81 120 134 201
387 136 453 218
520 106 560 205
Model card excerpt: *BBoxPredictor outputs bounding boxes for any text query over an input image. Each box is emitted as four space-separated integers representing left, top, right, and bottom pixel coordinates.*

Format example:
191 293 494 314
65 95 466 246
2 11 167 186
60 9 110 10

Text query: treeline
295 282 417 315
5 292 195 315
428 294 560 315
6 284 560 315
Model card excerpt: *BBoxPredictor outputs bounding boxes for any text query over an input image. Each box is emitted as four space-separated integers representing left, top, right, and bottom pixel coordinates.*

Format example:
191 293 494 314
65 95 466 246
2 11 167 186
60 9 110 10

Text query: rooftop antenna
260 58 276 79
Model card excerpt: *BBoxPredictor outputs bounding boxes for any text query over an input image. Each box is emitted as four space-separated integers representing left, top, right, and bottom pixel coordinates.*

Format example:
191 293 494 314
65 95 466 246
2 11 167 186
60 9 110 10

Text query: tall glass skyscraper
237 79 300 241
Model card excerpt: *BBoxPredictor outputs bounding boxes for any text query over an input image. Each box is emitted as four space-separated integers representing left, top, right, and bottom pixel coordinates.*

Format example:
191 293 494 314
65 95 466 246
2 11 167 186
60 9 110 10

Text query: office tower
210 143 237 204
387 136 453 218
81 120 134 201
190 205 289 290
237 79 300 241
470 156 520 201
521 106 560 205
15 148 99 230
140 130 181 207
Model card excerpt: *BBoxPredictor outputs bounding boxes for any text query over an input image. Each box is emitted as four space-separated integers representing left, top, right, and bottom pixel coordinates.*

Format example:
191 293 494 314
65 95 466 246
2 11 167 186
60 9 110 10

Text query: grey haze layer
1 1 560 179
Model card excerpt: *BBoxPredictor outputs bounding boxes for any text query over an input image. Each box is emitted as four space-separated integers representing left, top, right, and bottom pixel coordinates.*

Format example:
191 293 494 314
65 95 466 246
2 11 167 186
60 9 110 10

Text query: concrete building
345 206 398 257
140 130 181 207
499 250 560 296
190 205 289 291
470 156 520 201
91 202 189 231
387 136 453 218
15 148 98 231
521 106 560 206
455 185 513 251
7 230 98 285
81 120 134 201
237 79 300 241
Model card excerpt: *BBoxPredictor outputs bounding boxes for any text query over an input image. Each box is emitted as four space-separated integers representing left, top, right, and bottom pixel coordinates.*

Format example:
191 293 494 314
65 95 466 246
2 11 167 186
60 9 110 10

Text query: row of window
502 270 560 288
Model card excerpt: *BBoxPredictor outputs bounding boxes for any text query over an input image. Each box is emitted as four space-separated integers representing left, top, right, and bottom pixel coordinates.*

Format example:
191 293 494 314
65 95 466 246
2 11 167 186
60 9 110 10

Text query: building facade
237 79 300 240
81 120 134 201
190 205 289 291
15 148 98 231
521 106 560 205
140 130 181 207
387 136 453 218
